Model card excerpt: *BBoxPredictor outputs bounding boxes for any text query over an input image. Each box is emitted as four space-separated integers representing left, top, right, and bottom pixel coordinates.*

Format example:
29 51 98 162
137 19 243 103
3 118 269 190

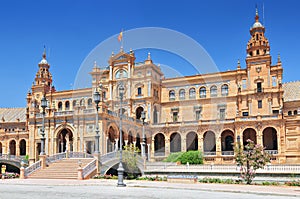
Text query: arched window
179 89 185 100
137 87 142 96
210 86 217 97
294 110 298 115
58 102 62 111
169 90 175 101
115 69 128 79
65 101 70 110
72 100 77 108
87 98 93 107
288 111 292 116
80 99 85 106
199 87 206 98
221 84 229 96
189 88 196 99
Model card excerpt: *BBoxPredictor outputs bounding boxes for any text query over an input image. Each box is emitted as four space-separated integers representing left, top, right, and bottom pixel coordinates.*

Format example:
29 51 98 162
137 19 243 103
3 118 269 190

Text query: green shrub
177 150 203 164
163 152 184 162
285 180 300 186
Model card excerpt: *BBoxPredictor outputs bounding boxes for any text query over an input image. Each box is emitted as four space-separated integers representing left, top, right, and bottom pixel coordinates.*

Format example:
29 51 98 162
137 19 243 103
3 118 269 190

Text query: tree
235 139 271 184
122 144 140 178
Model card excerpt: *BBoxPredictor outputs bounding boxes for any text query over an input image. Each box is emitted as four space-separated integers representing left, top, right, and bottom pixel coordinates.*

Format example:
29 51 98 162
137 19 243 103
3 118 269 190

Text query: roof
283 81 300 102
0 108 26 122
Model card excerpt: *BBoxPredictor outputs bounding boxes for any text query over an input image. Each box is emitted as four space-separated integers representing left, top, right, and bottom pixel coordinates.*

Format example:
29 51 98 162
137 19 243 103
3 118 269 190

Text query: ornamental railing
82 159 97 179
0 154 23 162
46 152 66 165
69 152 94 158
221 151 234 156
24 160 42 177
101 151 117 162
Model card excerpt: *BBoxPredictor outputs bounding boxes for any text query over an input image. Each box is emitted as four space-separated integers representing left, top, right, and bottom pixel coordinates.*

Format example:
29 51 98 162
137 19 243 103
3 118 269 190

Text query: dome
39 58 48 65
252 21 264 29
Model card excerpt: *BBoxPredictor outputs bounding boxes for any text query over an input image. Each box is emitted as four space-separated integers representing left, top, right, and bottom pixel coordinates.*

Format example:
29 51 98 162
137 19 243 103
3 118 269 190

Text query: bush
163 151 203 165
177 151 203 164
285 180 300 186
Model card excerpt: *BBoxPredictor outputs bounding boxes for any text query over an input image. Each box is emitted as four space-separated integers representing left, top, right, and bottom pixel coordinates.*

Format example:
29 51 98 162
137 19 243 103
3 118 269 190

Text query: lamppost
40 95 47 155
93 85 101 174
141 111 146 158
117 82 126 187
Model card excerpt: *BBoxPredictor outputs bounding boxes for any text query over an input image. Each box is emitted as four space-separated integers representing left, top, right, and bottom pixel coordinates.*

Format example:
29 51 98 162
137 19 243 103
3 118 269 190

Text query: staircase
27 158 94 179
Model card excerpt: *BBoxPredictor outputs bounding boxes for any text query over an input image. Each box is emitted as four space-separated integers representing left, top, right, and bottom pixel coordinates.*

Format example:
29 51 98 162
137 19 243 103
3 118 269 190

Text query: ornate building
1 10 300 165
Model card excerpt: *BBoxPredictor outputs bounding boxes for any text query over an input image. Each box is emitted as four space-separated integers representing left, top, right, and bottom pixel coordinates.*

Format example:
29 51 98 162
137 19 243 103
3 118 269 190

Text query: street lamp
141 111 146 158
93 84 101 175
117 82 126 187
40 95 47 155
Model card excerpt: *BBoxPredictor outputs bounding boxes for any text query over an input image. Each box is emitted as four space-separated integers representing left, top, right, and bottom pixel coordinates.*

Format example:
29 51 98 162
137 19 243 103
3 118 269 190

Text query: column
147 144 151 161
115 139 119 151
127 62 131 78
150 138 155 161
198 136 203 152
216 136 221 156
109 84 113 100
165 138 170 156
109 65 112 80
16 140 20 156
181 137 186 152
124 140 128 146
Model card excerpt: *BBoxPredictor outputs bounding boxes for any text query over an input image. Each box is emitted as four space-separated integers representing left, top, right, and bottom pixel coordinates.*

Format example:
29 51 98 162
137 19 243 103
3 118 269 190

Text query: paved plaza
0 179 299 199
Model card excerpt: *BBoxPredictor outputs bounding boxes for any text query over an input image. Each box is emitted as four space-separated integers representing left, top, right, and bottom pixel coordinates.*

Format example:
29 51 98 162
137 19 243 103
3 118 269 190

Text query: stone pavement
0 179 300 198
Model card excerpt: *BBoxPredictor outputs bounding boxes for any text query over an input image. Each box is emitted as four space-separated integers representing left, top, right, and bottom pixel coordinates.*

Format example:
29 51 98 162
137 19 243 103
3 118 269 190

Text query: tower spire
43 45 46 59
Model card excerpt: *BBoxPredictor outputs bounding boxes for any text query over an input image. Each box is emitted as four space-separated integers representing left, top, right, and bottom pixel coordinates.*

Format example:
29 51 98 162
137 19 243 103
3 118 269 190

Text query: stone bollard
20 167 25 179
77 167 83 180
39 155 47 169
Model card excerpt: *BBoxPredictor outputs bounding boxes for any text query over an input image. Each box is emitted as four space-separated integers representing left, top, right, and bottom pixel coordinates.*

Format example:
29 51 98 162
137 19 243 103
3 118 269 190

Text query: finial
237 59 241 69
277 53 281 63
255 5 259 22
147 52 151 60
111 51 114 57
120 46 124 52
130 48 133 55
43 45 46 59
94 61 97 68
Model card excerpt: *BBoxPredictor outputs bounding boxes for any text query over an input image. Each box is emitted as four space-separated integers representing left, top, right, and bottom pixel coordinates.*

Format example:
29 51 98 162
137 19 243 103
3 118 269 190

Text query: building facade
1 10 300 165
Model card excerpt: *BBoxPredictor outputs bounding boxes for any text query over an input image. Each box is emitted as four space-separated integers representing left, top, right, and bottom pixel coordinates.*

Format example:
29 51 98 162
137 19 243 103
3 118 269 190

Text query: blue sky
0 0 299 107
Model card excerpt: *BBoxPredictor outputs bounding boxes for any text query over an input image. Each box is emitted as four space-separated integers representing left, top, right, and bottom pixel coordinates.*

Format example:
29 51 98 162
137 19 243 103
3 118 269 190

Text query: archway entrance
107 127 116 153
57 129 73 153
154 133 165 156
19 139 26 156
186 132 198 151
221 130 234 155
203 131 216 155
242 128 257 147
170 132 181 153
136 107 144 120
263 127 278 152
9 140 16 155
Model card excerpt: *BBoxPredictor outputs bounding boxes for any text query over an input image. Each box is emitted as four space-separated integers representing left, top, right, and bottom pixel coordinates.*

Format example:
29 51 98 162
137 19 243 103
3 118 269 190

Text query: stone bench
167 175 198 184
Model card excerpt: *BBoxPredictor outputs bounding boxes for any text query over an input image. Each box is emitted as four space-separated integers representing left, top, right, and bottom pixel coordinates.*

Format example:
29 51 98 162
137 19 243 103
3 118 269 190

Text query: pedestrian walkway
1 179 300 197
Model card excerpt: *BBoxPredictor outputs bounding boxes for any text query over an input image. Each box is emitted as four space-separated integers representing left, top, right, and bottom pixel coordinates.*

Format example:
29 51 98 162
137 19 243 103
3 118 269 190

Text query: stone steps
28 158 94 179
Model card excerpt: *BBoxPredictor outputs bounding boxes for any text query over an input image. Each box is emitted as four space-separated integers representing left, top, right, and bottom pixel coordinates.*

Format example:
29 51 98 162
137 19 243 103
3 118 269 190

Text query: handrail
46 152 66 165
82 159 97 178
0 154 22 162
24 160 42 177
69 152 94 158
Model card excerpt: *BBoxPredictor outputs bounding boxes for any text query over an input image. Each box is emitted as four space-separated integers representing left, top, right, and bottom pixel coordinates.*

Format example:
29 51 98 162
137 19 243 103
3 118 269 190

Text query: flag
118 31 123 42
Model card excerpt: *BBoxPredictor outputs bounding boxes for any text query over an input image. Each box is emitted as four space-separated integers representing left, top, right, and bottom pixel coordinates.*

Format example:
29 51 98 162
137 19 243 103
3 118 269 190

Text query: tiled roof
283 81 300 102
0 108 26 122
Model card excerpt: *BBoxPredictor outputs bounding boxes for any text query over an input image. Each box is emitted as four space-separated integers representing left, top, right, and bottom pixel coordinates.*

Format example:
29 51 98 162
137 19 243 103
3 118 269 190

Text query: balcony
221 151 234 156
54 111 74 116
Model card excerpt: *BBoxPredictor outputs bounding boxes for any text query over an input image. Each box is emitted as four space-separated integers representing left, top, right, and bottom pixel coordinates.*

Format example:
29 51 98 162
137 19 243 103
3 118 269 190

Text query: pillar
115 139 119 151
147 144 151 161
150 138 155 161
124 140 128 146
215 136 222 164
16 140 20 156
198 137 203 152
165 138 170 156
181 137 186 152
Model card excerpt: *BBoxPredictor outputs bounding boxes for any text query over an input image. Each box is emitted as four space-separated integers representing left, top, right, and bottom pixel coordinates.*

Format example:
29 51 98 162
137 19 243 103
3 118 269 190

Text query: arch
136 107 144 120
189 88 196 99
115 69 128 79
242 128 257 147
87 98 93 107
170 132 181 153
154 133 165 156
128 131 133 145
107 126 117 153
203 131 216 153
0 142 2 154
57 128 73 153
210 85 217 97
58 101 62 111
294 110 298 115
179 89 185 99
136 133 141 150
288 111 292 116
221 84 229 96
221 130 234 153
169 90 175 100
19 139 26 156
80 98 85 106
72 100 77 108
9 140 16 155
65 101 70 110
263 127 278 151
199 87 206 98
186 131 198 151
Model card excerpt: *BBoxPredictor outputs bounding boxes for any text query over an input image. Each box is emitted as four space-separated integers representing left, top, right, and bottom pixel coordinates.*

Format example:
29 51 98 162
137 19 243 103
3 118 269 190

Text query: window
288 111 292 116
242 79 247 90
210 86 217 97
195 110 201 120
173 112 178 122
169 90 175 101
58 102 62 111
65 101 70 110
87 98 93 107
242 112 249 116
199 87 206 98
72 100 77 108
179 89 185 100
80 99 85 106
272 110 279 115
257 82 262 93
272 76 277 87
189 88 196 99
115 69 128 79
294 110 298 115
258 100 262 109
219 108 225 120
103 91 106 99
221 84 228 96
137 87 142 96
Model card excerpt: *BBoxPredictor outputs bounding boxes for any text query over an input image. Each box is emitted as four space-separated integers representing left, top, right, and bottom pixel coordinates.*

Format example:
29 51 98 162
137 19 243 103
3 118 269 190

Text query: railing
69 152 94 158
221 151 234 156
262 115 279 120
54 111 74 116
204 152 216 156
154 152 165 157
82 159 97 179
24 160 42 177
83 109 95 114
101 151 117 162
265 150 278 155
0 154 22 162
46 152 66 165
